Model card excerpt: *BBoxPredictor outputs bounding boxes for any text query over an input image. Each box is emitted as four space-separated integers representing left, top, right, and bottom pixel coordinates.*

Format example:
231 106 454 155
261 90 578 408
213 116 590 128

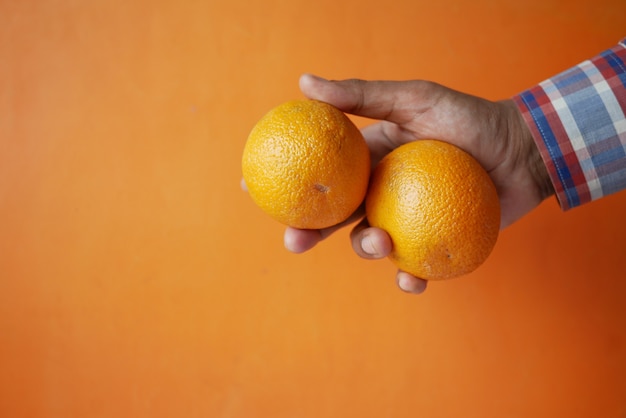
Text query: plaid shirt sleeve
513 38 626 210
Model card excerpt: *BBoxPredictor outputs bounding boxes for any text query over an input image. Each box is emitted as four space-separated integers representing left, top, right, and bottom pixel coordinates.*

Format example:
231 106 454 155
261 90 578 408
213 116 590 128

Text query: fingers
396 271 428 294
350 220 392 260
284 207 366 253
284 208 428 295
284 227 322 253
299 74 437 125
350 222 428 294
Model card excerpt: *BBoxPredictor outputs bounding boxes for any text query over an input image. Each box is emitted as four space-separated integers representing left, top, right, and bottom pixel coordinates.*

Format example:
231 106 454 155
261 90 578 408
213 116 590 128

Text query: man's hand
283 74 553 294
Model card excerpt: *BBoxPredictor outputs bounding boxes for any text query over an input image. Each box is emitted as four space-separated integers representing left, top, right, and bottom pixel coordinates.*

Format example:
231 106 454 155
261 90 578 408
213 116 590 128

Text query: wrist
502 99 554 201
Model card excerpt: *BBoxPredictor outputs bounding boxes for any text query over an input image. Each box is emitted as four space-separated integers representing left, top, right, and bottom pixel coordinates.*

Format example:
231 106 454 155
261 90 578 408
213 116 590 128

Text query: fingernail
304 73 327 82
397 272 427 294
361 235 377 256
398 273 412 292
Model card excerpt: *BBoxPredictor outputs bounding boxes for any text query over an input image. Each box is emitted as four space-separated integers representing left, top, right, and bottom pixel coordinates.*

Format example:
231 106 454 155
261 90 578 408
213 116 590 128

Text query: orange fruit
365 140 500 280
242 99 370 229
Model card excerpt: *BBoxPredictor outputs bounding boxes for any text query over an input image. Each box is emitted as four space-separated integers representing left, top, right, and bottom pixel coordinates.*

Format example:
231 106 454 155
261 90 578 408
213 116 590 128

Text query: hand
284 74 553 294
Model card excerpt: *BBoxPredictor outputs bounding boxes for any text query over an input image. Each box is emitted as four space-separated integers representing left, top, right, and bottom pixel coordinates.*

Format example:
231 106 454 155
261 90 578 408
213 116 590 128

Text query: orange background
1 1 625 417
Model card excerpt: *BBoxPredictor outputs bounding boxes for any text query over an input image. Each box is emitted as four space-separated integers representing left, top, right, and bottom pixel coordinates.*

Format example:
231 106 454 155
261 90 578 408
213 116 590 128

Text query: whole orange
365 140 500 280
242 99 370 229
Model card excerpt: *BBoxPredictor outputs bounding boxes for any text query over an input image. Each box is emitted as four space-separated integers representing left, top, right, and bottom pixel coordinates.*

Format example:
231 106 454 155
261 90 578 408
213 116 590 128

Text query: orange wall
1 1 625 417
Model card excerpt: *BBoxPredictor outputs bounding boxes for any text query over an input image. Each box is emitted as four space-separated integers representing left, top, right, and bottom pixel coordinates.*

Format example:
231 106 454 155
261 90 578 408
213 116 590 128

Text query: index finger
299 74 438 125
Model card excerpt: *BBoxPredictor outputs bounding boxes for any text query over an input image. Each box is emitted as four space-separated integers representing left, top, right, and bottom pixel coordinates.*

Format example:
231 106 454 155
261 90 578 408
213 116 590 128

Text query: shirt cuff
512 38 626 211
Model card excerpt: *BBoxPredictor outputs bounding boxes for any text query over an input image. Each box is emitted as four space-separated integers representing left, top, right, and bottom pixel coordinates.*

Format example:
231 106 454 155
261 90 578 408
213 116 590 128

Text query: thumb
299 74 439 125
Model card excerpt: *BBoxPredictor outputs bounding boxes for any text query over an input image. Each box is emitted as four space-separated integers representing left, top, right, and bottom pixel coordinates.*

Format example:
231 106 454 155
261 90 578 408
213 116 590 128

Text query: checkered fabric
513 38 626 210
